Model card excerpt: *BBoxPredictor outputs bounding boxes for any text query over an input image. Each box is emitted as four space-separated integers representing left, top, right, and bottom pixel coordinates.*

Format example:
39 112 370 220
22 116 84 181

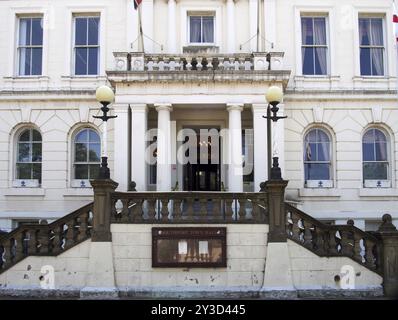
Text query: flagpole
138 3 145 52
394 0 398 95
256 0 260 51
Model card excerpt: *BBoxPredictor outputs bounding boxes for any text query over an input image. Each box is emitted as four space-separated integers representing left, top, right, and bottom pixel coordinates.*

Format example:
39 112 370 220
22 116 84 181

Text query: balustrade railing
0 203 93 273
285 203 382 274
112 52 285 72
111 192 268 224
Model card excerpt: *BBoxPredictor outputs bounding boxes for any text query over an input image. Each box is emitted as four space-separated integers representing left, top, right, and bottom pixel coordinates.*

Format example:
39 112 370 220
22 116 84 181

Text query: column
227 104 243 192
168 0 177 53
156 104 173 191
113 104 130 191
252 104 268 190
131 104 148 191
226 0 236 53
275 103 285 178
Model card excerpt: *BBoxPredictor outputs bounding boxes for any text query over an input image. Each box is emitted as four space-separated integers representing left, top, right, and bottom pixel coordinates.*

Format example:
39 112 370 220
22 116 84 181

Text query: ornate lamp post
263 85 287 180
93 85 117 179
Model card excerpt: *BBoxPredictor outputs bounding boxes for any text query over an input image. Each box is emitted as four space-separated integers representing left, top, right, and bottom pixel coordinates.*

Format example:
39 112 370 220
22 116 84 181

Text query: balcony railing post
90 179 119 242
265 179 289 242
375 214 398 298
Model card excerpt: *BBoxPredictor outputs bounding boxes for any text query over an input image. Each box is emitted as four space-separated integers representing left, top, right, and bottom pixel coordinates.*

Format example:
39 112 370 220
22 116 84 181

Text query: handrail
0 202 94 274
111 191 268 224
285 203 383 275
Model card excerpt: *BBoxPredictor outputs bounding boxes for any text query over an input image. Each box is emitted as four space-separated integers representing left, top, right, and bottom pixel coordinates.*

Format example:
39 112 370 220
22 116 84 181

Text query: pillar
227 104 243 192
261 178 296 298
156 104 173 191
226 0 236 53
168 0 177 53
376 214 398 298
131 104 148 191
274 103 285 177
83 179 119 298
113 104 129 191
252 104 268 190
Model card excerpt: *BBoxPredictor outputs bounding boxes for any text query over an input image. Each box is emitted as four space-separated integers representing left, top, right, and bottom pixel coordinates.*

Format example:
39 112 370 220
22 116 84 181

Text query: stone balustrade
0 203 93 274
112 52 285 72
111 191 268 224
286 203 383 275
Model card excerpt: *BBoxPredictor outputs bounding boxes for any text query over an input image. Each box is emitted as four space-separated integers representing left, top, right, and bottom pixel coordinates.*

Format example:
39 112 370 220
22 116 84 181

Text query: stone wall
0 240 90 290
288 240 383 290
112 224 268 289
0 224 385 297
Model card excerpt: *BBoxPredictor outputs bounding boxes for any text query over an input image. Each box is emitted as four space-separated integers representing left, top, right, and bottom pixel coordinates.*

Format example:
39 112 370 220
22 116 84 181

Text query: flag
134 0 142 10
394 1 398 42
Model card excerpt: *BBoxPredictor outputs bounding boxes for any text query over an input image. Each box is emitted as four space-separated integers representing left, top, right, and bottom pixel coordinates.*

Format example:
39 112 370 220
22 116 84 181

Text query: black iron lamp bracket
93 102 118 122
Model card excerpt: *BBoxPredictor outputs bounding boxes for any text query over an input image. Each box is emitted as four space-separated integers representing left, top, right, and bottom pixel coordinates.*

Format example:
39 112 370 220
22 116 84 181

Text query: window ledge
63 188 94 197
299 188 341 198
3 188 46 197
294 75 340 90
3 76 49 80
353 76 397 90
3 76 50 91
358 188 398 197
60 76 107 90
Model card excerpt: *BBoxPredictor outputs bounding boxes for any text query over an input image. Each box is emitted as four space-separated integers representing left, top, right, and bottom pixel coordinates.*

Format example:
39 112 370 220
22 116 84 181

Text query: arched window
16 128 42 186
73 128 101 182
304 128 332 187
362 128 389 187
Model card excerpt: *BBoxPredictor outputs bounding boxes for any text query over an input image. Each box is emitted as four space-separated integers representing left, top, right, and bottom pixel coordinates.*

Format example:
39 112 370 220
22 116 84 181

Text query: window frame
358 16 386 77
72 14 101 76
300 14 330 76
187 12 216 45
13 128 42 188
303 128 333 188
362 127 391 188
71 127 101 188
17 16 44 77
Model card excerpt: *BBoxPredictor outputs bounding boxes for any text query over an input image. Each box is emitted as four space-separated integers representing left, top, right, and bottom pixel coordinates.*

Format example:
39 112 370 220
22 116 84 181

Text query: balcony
107 52 291 85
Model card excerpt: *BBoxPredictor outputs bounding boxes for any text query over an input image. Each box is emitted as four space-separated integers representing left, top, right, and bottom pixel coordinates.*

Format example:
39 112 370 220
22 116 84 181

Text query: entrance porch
111 103 286 193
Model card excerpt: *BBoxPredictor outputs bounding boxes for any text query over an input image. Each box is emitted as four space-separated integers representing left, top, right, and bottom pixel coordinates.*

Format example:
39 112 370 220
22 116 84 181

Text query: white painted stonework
287 240 383 290
0 0 397 231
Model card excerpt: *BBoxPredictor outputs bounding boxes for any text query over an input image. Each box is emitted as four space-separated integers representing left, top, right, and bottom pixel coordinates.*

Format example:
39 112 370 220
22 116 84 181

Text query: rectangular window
301 16 328 75
73 16 100 75
359 17 385 76
189 14 214 44
18 17 43 76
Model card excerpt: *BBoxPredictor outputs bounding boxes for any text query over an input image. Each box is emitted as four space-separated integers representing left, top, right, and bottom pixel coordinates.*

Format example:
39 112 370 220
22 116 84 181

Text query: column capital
130 104 148 112
226 103 244 112
251 103 268 113
112 103 130 113
155 103 173 112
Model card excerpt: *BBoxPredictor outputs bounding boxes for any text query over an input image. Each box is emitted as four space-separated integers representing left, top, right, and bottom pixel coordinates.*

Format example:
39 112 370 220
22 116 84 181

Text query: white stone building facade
0 0 397 232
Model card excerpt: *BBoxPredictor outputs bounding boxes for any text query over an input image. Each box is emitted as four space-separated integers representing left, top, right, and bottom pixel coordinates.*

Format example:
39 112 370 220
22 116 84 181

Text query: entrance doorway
183 127 221 191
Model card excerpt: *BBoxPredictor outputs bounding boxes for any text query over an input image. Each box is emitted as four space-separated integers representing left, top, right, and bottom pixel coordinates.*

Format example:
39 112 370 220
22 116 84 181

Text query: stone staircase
0 180 396 298
0 203 93 274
